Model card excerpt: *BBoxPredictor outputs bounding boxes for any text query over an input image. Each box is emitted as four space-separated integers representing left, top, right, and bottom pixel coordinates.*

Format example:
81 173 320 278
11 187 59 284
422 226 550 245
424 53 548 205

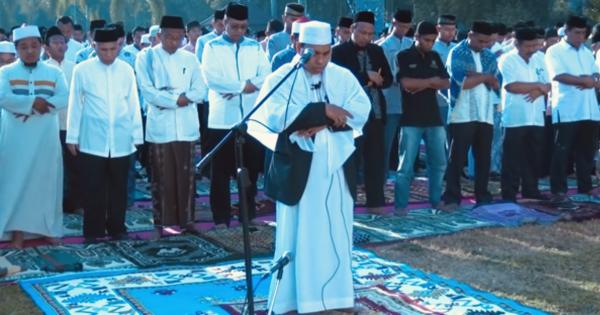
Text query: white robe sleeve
183 60 208 103
0 68 35 115
248 47 272 89
126 67 144 145
201 43 245 94
336 68 371 134
135 50 180 109
65 66 84 144
46 69 69 113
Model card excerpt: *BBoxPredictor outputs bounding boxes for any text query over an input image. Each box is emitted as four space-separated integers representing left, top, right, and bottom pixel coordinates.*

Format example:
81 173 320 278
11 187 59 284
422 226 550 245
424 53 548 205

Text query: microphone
300 48 314 64
262 251 293 279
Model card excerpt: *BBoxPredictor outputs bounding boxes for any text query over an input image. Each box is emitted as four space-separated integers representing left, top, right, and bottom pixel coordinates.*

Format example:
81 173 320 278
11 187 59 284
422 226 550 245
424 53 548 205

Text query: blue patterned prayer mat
353 209 501 243
63 209 154 237
0 243 135 283
468 203 560 227
21 248 546 315
112 234 233 268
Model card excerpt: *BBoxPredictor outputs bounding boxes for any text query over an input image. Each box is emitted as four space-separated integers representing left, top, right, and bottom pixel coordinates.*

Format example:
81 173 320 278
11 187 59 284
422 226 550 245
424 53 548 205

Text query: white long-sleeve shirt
66 57 143 158
202 35 271 129
136 45 207 143
45 57 75 130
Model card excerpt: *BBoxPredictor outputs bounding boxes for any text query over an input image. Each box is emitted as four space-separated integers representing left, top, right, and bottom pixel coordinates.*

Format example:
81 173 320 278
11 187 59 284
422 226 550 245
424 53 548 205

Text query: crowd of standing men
0 0 598 281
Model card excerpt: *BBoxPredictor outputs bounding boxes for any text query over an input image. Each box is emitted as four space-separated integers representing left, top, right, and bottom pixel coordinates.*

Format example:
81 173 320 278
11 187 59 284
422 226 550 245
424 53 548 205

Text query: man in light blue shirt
267 3 304 61
379 9 413 178
433 14 458 125
194 9 225 63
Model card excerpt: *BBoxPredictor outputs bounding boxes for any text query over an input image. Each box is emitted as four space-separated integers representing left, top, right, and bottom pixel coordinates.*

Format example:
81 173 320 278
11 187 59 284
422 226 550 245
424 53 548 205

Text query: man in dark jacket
332 11 393 214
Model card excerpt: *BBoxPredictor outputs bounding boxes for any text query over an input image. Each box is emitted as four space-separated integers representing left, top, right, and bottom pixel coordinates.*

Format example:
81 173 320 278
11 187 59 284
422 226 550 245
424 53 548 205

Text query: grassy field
1 219 599 314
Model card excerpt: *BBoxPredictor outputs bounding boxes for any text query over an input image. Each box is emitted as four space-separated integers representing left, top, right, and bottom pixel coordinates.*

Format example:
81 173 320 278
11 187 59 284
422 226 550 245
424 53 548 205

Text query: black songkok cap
226 2 249 20
394 9 412 23
535 28 545 39
354 11 375 25
94 28 119 42
338 16 353 28
544 27 558 39
106 23 125 38
89 19 106 32
515 28 537 41
285 3 305 16
566 15 587 29
160 15 185 29
437 14 456 25
495 23 508 36
44 26 64 44
416 21 438 36
214 9 226 20
471 21 494 35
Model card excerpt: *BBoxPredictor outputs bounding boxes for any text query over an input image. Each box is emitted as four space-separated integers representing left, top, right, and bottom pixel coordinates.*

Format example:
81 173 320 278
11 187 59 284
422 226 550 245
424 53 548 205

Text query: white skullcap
299 21 332 45
149 25 160 37
141 34 151 45
13 25 41 42
0 41 16 54
557 26 566 37
292 20 303 35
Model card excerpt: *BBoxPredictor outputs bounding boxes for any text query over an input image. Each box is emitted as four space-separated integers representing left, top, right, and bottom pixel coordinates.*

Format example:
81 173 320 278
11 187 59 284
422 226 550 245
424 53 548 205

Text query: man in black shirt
394 21 450 214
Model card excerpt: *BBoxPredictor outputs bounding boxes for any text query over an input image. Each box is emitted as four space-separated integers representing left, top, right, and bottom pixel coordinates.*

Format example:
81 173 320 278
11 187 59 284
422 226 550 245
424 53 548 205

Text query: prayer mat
194 192 276 223
469 203 560 227
21 248 545 315
569 193 600 204
63 209 154 237
112 234 233 268
353 208 500 243
537 177 597 191
520 201 600 222
201 224 276 256
0 243 134 283
196 177 265 197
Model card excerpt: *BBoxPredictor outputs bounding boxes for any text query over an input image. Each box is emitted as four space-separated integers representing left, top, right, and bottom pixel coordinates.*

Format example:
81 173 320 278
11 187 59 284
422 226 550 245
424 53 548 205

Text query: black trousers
79 152 131 238
550 120 599 194
501 126 544 200
59 130 81 212
443 122 493 204
355 116 386 207
197 102 210 155
207 129 264 226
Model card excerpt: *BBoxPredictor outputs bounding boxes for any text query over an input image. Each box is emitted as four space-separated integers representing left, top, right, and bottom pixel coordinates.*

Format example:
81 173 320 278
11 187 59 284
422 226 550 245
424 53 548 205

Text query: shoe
436 202 459 213
550 194 578 210
522 192 551 201
394 208 409 216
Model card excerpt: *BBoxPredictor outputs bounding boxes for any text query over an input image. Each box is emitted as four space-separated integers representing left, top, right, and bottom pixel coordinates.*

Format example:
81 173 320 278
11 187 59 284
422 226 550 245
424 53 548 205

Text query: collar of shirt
222 33 245 44
435 38 453 47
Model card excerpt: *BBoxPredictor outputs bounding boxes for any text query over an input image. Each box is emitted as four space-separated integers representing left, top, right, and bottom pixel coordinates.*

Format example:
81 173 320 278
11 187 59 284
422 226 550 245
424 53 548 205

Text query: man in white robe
248 21 370 314
0 26 68 247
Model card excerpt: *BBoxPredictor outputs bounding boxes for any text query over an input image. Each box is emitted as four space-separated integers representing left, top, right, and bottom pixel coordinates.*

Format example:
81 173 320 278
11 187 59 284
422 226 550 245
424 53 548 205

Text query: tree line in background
0 0 595 33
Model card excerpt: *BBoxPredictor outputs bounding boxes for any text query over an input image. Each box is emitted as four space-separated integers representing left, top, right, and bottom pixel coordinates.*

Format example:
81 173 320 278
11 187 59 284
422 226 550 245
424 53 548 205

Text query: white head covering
291 20 303 35
149 25 160 37
557 26 566 37
141 34 151 45
299 21 332 45
13 25 41 42
0 41 16 54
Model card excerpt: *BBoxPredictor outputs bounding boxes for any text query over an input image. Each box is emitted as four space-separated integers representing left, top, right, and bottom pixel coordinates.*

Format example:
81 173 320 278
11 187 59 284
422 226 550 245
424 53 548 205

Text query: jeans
383 114 402 181
395 126 447 209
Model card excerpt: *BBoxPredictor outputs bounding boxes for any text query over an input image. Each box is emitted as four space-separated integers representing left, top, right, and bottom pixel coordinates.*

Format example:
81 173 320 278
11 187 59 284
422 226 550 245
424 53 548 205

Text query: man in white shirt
202 2 271 228
546 15 600 206
433 14 458 125
66 28 143 242
123 26 148 58
498 28 551 202
57 16 84 63
442 21 500 209
44 26 79 213
0 26 68 248
379 9 414 178
136 16 207 238
75 20 106 64
195 9 225 63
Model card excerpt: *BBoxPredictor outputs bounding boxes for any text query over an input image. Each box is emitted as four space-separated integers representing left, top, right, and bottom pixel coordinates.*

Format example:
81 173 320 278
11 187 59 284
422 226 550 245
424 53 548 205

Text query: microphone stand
196 58 306 314
267 264 286 315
